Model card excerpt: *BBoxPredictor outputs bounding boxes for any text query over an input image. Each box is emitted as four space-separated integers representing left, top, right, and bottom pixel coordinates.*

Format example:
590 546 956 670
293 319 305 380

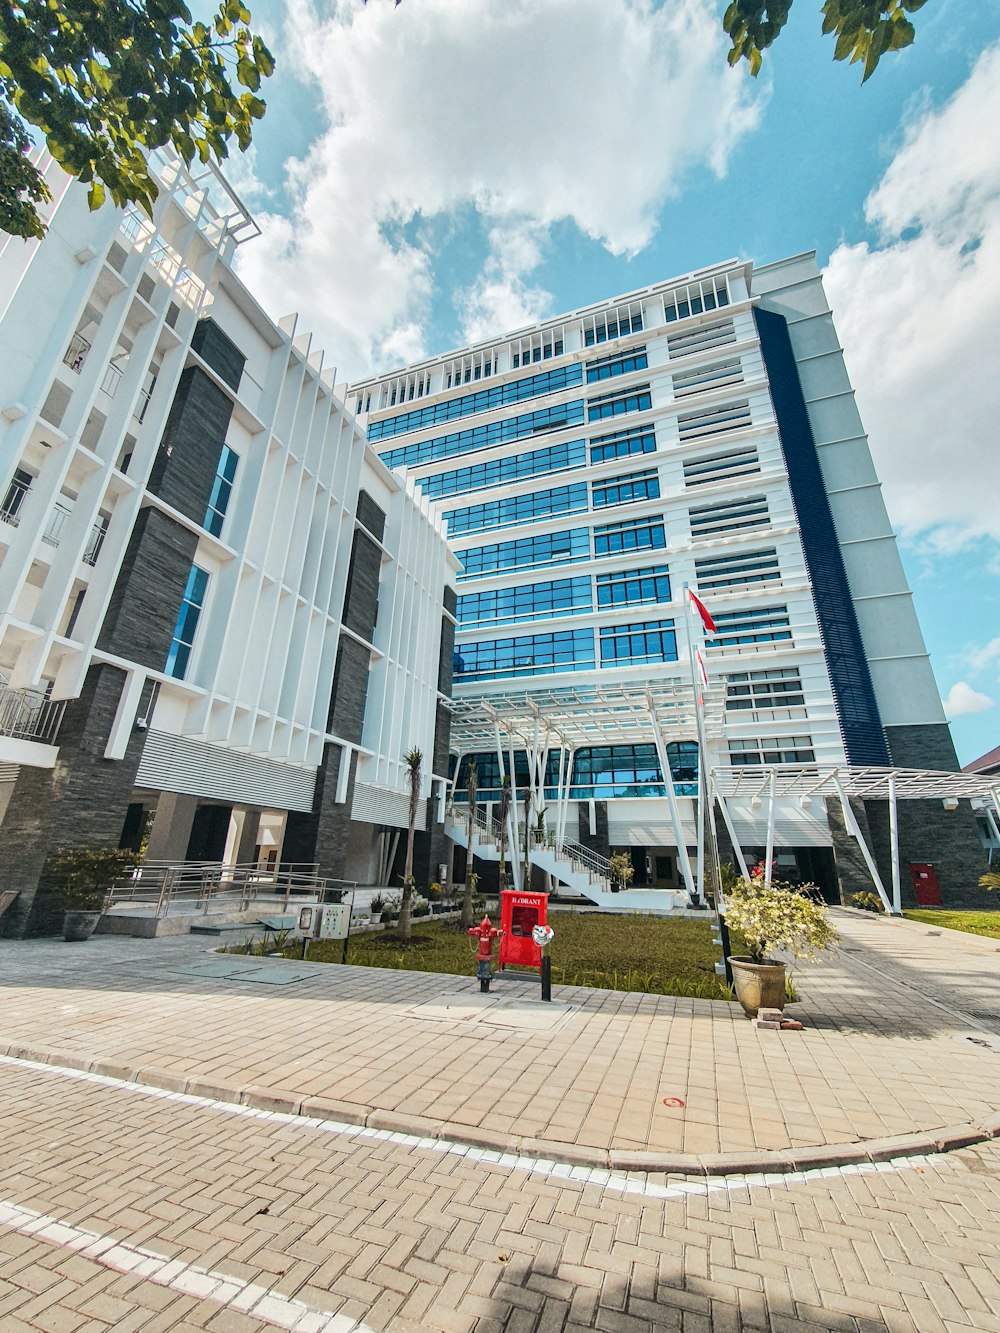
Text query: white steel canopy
711 764 1000 802
449 679 724 751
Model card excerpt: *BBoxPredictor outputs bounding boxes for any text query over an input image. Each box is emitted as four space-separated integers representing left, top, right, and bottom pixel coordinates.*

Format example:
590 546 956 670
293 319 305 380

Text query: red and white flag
688 588 717 635
695 648 708 690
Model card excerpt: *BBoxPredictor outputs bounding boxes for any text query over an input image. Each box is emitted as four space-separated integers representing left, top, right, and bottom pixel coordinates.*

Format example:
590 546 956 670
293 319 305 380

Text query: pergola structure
712 765 1000 913
448 682 1000 911
447 679 720 898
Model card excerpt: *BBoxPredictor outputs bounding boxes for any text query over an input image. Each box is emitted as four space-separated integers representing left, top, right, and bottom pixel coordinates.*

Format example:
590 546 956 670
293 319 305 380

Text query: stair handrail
527 827 613 885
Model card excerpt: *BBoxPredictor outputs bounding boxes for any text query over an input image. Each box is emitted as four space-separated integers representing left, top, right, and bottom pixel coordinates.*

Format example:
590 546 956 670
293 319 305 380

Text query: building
352 255 987 908
0 150 457 938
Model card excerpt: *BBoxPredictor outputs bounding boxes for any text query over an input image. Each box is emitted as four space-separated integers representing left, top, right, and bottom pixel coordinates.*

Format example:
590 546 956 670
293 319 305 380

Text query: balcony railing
83 520 107 567
100 362 123 398
41 502 72 547
64 333 91 374
1 476 31 527
0 684 65 745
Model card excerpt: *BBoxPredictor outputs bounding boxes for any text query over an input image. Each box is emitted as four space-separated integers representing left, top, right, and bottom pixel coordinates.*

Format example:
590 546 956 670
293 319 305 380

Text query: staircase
446 807 689 912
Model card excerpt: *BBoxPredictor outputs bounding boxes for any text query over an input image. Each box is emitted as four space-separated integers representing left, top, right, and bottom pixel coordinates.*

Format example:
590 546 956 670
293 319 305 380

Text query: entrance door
909 862 942 906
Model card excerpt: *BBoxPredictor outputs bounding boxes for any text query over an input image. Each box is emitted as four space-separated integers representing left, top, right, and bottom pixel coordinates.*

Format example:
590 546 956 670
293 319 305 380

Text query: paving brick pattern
2 1058 1000 1332
0 911 998 1160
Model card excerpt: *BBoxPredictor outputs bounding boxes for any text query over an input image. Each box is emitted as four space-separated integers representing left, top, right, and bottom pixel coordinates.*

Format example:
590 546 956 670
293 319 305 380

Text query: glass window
379 401 585 470
582 310 643 347
419 439 587 501
689 495 769 539
457 576 592 628
453 628 595 682
445 481 589 537
568 741 696 799
599 619 677 667
203 444 238 537
726 668 805 715
591 468 659 509
585 346 648 382
368 362 583 441
165 565 209 679
593 516 666 556
458 527 591 579
587 385 652 422
728 736 815 766
589 427 656 465
596 565 670 609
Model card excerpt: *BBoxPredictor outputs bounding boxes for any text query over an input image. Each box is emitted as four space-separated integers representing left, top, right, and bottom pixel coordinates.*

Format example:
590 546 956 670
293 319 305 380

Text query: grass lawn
282 913 733 1000
904 909 1000 939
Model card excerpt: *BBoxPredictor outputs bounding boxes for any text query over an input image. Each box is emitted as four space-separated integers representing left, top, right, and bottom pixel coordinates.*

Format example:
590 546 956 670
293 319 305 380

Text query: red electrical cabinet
498 890 549 971
909 862 942 906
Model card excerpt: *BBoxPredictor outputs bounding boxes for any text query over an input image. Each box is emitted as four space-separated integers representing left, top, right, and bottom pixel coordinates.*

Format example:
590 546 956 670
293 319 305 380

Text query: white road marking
0 1194 373 1332
0 1051 926 1204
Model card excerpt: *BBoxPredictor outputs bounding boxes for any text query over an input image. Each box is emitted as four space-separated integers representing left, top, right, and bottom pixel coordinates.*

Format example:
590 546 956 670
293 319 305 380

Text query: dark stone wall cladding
825 795 880 904
98 507 199 670
356 490 386 542
328 638 373 744
283 745 356 881
191 318 246 392
342 532 381 642
754 307 890 766
147 366 236 524
0 669 157 937
882 723 986 907
438 608 456 699
577 801 611 859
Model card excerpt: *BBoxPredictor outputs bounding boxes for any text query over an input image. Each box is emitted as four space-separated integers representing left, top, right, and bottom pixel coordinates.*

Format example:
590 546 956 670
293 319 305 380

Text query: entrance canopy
711 764 1000 802
449 679 724 752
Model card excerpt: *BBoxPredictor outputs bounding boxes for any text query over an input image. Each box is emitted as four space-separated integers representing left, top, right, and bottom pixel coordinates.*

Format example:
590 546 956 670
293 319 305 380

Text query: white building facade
352 256 983 907
0 152 457 937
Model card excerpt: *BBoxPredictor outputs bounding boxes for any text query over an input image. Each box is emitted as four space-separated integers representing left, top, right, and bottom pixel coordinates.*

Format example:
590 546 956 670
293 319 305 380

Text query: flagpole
684 583 733 985
683 581 706 906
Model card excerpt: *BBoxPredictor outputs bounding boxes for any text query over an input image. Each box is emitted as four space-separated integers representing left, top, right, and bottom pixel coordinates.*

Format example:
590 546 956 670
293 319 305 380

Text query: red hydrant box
498 890 549 971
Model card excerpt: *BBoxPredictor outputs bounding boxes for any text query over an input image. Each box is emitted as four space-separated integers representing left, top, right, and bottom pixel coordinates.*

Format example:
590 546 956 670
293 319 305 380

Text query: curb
5 1038 1000 1177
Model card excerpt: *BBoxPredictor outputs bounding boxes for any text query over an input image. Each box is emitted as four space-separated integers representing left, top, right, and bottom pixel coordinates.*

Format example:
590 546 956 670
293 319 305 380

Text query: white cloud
824 42 1000 550
236 0 762 378
966 636 1000 674
943 681 995 719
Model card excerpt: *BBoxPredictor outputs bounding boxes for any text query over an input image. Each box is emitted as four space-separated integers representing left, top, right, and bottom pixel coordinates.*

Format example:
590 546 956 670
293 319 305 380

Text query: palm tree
462 759 478 929
497 775 511 892
400 746 422 942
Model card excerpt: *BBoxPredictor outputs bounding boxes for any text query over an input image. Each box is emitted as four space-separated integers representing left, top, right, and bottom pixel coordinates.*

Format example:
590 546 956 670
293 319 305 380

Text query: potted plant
608 852 634 895
48 847 140 942
381 896 400 924
369 893 386 924
724 862 838 1016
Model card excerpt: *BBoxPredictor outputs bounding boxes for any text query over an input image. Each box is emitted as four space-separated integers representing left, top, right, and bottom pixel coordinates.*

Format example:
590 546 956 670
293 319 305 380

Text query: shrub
608 852 635 891
48 846 140 913
725 866 838 965
980 871 1000 893
413 901 430 917
369 893 386 914
850 891 884 913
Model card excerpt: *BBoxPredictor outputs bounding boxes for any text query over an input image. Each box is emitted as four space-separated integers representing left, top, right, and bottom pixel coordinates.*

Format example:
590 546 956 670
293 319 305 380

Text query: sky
229 0 1000 766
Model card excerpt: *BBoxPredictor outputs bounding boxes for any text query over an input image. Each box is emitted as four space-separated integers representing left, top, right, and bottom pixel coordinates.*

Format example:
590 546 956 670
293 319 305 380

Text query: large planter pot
369 912 382 925
63 910 102 942
729 956 786 1017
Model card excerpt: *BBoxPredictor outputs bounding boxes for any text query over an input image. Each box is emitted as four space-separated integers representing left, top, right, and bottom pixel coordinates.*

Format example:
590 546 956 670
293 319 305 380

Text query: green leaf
86 179 105 210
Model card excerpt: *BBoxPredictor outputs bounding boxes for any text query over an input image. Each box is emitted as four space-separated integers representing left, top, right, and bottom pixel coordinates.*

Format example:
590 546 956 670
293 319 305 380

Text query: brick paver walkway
0 910 998 1164
2 1053 1000 1332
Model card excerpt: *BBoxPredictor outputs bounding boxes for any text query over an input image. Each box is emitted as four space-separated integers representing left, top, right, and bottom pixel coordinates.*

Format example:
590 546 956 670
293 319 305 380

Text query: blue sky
233 0 1000 765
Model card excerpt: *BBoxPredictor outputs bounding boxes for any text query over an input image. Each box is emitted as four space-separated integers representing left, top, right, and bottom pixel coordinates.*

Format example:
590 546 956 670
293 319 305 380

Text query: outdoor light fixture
749 795 762 811
799 795 812 810
942 797 959 811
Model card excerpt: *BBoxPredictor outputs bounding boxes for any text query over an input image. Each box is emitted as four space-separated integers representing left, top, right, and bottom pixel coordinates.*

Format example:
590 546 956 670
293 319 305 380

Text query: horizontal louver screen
136 731 316 811
666 318 737 359
677 399 752 443
689 495 769 539
694 548 781 590
683 445 760 488
352 782 425 830
672 357 744 398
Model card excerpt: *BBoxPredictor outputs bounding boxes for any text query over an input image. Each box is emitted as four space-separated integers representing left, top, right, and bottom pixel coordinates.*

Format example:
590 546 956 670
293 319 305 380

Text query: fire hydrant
468 915 504 992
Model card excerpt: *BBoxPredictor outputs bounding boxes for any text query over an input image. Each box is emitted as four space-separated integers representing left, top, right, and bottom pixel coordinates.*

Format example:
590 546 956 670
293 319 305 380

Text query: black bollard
541 953 551 1002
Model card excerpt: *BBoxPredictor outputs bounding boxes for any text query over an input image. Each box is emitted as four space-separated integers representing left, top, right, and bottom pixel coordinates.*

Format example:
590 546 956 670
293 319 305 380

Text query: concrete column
235 809 262 866
145 791 200 862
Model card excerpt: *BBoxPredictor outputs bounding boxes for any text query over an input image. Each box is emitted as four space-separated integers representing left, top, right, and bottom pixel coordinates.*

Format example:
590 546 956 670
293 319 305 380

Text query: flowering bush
725 863 838 965
850 891 885 913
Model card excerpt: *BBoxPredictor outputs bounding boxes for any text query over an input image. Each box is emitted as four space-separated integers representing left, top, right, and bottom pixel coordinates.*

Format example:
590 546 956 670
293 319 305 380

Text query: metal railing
1 476 31 527
448 803 613 889
64 333 91 374
107 860 351 919
82 520 107 567
0 683 65 745
42 501 72 547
